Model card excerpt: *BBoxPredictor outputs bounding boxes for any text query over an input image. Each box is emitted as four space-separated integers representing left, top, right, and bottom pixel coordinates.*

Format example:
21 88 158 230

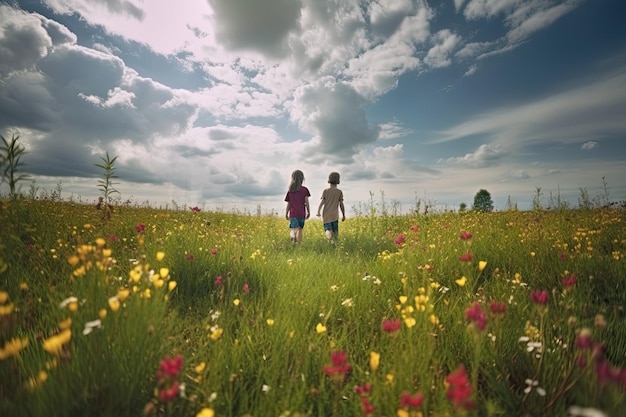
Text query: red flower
190 206 201 212
399 391 424 409
530 289 549 305
562 273 576 287
354 382 371 396
465 302 487 330
459 252 473 262
323 350 350 382
211 248 218 255
361 396 375 416
243 283 250 293
394 233 405 245
136 223 145 233
214 275 223 286
490 301 506 315
460 231 473 240
382 318 402 333
445 364 476 411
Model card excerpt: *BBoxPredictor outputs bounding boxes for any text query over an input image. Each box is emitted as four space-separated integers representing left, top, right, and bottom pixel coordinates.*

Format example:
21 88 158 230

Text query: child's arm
305 196 311 219
316 191 325 217
340 201 345 221
285 202 291 220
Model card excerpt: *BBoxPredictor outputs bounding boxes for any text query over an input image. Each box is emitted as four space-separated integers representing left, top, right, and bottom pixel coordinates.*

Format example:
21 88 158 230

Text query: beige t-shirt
320 187 343 223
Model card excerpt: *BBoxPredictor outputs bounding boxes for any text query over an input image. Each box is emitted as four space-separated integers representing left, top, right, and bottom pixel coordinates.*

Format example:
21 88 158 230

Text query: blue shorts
289 218 305 229
323 220 339 233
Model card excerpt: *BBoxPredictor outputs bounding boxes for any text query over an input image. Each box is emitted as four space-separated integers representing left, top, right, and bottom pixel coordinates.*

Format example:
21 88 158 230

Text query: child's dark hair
289 170 305 192
328 172 340 185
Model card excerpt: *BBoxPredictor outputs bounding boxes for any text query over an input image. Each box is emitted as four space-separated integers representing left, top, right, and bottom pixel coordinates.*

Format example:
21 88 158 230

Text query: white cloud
581 141 598 150
430 68 626 148
442 143 507 168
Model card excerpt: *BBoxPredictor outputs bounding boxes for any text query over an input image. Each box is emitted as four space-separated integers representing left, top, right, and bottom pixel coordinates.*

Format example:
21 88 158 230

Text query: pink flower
530 289 549 305
136 223 145 233
459 252 473 262
243 283 250 293
190 206 201 212
186 253 195 260
214 275 223 286
211 248 218 255
460 231 473 240
410 224 420 233
394 233 405 245
108 234 119 241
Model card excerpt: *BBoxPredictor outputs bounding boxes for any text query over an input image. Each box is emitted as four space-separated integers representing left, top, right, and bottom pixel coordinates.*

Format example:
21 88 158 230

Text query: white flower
59 296 78 308
524 379 546 396
82 319 102 335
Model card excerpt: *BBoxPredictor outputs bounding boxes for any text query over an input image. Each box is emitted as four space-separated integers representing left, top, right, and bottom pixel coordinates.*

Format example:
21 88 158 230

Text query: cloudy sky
1 0 625 214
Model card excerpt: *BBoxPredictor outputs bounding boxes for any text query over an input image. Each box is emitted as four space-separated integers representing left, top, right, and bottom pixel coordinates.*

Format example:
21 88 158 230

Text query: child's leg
295 227 303 243
324 222 333 240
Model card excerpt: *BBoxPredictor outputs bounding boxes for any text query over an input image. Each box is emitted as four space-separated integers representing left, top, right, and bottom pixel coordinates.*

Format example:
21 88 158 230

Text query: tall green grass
1 198 625 417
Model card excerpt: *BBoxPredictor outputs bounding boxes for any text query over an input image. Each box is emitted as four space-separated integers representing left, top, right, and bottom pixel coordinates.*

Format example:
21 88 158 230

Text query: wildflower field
1 198 625 417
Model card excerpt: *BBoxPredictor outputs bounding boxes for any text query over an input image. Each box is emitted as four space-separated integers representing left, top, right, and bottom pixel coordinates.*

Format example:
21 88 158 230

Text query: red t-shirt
285 186 310 218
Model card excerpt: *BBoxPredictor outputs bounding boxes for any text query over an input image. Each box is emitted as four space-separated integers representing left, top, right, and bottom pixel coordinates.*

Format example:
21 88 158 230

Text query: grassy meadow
1 197 625 417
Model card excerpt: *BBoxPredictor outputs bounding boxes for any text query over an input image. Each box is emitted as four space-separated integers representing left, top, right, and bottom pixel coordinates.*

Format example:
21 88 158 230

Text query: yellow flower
397 409 409 417
194 362 206 374
233 299 240 306
102 249 112 258
26 370 48 391
0 303 14 316
429 314 440 325
455 276 467 287
59 318 72 330
210 327 223 341
0 337 29 360
196 408 215 417
108 296 121 312
369 351 380 372
530 251 536 257
117 288 130 302
168 281 177 292
42 329 72 355
95 237 106 248
129 266 142 283
266 318 275 326
159 268 169 278
98 309 107 320
142 288 151 298
19 282 28 291
315 323 327 333
403 317 416 328
154 279 164 289
399 295 408 304
0 291 9 304
478 261 487 272
156 251 166 261
386 373 394 384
